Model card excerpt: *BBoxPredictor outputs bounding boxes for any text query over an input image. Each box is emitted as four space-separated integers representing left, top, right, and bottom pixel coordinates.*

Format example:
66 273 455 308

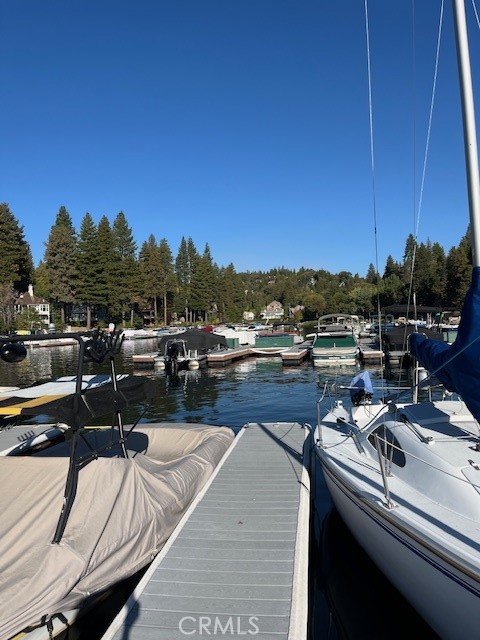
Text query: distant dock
132 344 311 369
101 422 311 640
358 341 384 366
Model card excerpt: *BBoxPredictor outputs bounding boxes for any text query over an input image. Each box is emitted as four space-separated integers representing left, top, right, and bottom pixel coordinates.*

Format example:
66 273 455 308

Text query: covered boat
0 423 233 639
155 328 228 371
0 329 234 639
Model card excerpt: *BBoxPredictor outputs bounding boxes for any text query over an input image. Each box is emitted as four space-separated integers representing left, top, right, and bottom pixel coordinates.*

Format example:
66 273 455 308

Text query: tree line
0 202 473 332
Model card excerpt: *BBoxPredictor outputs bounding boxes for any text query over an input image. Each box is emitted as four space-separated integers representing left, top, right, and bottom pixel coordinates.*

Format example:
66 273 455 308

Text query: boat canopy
410 266 480 422
158 328 228 353
314 335 357 348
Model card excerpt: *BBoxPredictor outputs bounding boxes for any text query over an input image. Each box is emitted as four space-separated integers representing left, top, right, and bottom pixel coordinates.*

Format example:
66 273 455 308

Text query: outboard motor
165 342 180 373
349 371 373 405
166 342 179 361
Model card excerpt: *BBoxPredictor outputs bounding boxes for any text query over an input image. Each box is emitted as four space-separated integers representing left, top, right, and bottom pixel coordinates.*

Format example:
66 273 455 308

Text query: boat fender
0 341 27 363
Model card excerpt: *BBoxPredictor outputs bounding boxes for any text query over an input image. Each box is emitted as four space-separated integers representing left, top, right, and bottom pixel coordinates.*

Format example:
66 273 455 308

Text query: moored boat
314 1 480 637
310 324 359 366
155 328 228 372
0 329 234 639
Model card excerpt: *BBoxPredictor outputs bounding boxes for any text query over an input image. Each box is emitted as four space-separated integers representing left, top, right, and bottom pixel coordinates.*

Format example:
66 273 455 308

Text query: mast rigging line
363 0 384 372
364 0 444 275
471 0 480 30
406 0 444 383
363 0 446 389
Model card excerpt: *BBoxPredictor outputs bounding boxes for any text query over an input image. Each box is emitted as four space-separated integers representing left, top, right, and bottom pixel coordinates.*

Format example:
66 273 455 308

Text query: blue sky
2 1 479 277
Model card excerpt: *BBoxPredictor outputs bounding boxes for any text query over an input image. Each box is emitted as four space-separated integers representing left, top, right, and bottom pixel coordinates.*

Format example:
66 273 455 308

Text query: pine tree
158 238 175 325
76 213 103 328
383 255 402 279
219 263 245 322
0 203 33 292
139 235 162 322
44 206 77 325
365 263 378 284
174 236 199 322
33 261 50 300
110 211 138 326
96 216 115 317
190 244 218 322
414 240 446 306
431 242 447 306
445 227 472 309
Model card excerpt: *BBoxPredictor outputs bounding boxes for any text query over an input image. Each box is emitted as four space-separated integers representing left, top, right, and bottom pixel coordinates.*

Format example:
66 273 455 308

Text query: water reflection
0 344 390 431
0 345 80 387
254 357 284 373
312 507 439 639
149 368 222 421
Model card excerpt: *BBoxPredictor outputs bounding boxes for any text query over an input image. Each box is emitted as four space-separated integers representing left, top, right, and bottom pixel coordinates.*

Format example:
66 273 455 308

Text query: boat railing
316 383 480 506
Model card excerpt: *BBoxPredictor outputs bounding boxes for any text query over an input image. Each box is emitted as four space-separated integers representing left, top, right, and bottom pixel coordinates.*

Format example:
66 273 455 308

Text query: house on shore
260 300 284 321
14 285 50 327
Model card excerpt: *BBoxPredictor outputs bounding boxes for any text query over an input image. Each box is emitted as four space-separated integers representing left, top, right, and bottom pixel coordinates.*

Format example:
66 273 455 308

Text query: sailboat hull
316 452 480 639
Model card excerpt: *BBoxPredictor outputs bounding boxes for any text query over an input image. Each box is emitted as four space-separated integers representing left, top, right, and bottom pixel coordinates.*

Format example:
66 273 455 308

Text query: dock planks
132 346 310 368
101 422 311 640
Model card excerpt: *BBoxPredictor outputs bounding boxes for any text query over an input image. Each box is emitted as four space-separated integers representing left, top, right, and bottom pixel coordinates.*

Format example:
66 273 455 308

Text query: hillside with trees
0 203 472 332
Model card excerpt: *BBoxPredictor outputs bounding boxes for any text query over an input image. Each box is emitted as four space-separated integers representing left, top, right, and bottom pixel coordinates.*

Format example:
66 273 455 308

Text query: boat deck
101 422 311 640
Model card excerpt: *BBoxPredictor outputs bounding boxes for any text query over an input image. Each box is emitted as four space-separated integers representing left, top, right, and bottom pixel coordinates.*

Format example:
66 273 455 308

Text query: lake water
0 338 439 638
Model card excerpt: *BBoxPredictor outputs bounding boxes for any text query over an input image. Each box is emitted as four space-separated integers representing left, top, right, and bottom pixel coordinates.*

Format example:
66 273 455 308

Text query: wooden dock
101 422 311 640
358 343 384 366
207 346 252 367
131 353 160 367
208 345 310 367
280 345 311 366
132 346 310 369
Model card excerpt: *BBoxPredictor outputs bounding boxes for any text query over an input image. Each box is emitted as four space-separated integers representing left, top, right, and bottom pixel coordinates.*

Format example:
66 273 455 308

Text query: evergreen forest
0 202 473 332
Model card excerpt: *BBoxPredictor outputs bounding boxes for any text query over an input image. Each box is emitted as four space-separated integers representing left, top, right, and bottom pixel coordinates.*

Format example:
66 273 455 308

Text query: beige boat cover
0 423 234 640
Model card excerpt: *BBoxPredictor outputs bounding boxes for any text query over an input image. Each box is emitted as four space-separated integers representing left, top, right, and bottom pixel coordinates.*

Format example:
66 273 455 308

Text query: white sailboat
314 1 480 638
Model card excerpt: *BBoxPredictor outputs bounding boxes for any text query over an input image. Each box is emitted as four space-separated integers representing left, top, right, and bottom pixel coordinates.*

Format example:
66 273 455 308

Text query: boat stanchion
316 399 323 447
374 433 397 509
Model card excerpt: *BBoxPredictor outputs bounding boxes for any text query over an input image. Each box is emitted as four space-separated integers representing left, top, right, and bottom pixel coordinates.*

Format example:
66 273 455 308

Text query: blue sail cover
349 371 374 405
410 266 480 422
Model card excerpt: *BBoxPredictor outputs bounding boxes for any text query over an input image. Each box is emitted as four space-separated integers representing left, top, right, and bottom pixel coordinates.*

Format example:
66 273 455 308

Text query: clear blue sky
2 1 479 277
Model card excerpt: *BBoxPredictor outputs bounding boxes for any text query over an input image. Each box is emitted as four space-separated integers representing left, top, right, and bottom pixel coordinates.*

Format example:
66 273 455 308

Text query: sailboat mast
452 0 480 267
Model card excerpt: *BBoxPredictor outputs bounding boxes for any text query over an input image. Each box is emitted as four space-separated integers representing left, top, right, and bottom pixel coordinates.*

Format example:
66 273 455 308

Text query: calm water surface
0 338 439 639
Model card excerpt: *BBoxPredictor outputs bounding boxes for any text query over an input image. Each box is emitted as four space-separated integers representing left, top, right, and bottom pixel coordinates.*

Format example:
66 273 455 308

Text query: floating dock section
358 343 384 366
208 344 310 366
132 345 310 369
102 422 311 640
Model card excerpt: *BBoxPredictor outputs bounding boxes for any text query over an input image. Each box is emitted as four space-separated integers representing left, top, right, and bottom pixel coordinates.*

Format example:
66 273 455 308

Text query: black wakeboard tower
0 328 156 543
